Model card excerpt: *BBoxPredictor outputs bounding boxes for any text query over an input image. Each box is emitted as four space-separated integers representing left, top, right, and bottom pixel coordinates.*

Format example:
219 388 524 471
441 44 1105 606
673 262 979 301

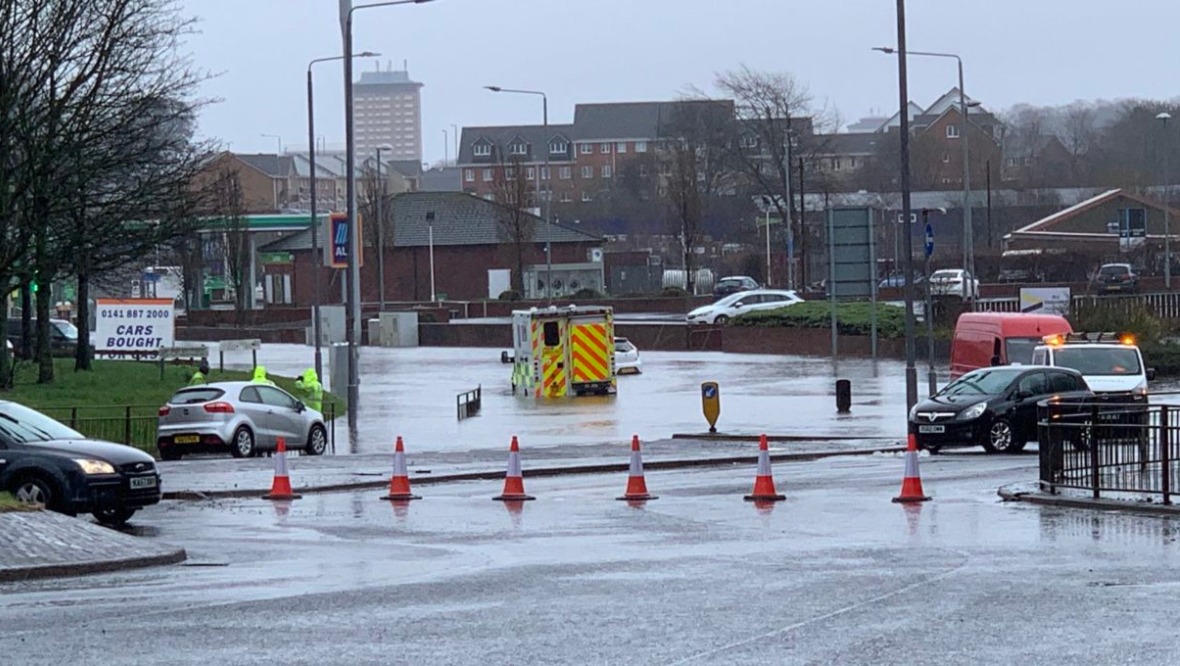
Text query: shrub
497 289 522 301
660 286 688 298
571 288 603 300
1071 301 1167 341
733 301 908 338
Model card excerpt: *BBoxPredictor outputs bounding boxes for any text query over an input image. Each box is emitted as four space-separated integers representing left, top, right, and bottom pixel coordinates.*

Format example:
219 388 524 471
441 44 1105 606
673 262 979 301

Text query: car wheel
713 315 729 325
305 425 328 456
230 426 255 458
93 507 136 526
10 475 58 511
982 418 1024 454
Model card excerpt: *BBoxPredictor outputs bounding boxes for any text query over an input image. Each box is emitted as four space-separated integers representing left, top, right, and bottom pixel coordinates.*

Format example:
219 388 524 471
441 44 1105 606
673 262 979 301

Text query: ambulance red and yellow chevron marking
570 323 611 384
531 321 542 398
543 348 567 398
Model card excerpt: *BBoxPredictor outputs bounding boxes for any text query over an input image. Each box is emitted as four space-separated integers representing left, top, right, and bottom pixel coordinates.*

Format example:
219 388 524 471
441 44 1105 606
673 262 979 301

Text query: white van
1031 333 1153 399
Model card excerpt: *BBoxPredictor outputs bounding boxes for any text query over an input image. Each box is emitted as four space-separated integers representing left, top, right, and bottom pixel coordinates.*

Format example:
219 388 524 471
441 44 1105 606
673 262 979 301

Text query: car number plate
130 476 157 490
174 435 200 444
918 425 945 434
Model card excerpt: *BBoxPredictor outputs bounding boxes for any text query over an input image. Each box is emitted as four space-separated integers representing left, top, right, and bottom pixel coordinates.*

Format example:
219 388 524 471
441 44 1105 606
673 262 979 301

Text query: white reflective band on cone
507 452 522 477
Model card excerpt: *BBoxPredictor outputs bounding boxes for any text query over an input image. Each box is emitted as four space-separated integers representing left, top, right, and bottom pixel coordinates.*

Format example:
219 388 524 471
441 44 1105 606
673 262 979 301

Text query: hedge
733 301 908 338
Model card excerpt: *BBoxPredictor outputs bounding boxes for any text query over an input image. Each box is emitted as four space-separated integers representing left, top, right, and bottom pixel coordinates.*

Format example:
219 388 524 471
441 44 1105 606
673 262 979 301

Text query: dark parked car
6 318 80 358
0 400 161 525
878 272 926 289
713 276 761 297
909 366 1093 454
1094 263 1139 294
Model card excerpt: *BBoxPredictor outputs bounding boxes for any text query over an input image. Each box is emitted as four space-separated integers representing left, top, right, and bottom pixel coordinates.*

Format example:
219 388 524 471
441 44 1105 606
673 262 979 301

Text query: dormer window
549 139 568 155
946 124 960 139
473 143 492 157
509 142 528 156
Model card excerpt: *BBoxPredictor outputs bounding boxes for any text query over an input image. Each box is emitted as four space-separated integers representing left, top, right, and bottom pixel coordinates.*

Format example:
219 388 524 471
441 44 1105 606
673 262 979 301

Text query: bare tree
209 168 251 325
491 156 537 294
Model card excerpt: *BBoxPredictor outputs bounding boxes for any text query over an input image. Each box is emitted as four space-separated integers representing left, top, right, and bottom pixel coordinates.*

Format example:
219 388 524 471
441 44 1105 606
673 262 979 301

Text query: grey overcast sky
181 0 1180 164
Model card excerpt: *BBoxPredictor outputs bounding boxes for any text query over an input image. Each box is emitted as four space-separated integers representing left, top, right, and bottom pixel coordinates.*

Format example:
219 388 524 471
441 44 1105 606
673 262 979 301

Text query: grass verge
0 491 38 512
1 358 344 458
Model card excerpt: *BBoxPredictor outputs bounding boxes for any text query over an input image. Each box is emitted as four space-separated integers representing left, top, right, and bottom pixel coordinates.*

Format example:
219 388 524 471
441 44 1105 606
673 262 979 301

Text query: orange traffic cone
262 437 302 500
617 435 658 501
744 434 785 502
381 436 422 501
892 434 931 503
493 436 535 501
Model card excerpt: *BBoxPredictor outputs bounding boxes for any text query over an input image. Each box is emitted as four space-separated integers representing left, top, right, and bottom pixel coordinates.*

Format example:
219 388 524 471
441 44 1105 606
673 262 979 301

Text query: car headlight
74 459 116 475
959 402 988 421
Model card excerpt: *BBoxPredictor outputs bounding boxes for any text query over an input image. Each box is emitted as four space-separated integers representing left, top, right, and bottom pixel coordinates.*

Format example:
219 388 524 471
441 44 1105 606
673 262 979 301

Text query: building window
582 191 593 202
833 158 842 171
560 190 573 202
526 167 536 180
549 140 568 154
602 165 612 178
600 143 611 154
473 144 491 157
1007 157 1019 168
464 169 474 182
482 168 493 182
509 142 528 156
505 167 516 179
483 193 495 201
941 152 950 163
740 135 759 149
1024 157 1034 166
580 143 593 155
581 166 594 179
541 166 550 181
616 142 627 153
560 166 572 180
946 124 960 139
636 141 647 153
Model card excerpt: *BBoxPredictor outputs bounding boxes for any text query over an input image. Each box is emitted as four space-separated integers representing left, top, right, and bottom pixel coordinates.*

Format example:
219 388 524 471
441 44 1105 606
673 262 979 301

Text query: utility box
306 305 346 346
510 305 615 399
328 343 349 395
376 312 420 347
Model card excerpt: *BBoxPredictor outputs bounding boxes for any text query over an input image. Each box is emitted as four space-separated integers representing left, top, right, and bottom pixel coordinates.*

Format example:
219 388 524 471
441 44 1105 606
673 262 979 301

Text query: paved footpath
0 511 186 582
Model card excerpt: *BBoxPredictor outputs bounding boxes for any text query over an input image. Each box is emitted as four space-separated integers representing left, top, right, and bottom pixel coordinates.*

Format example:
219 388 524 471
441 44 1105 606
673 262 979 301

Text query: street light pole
261 133 282 154
894 0 919 413
340 0 434 445
873 46 974 308
922 207 945 397
1159 112 1173 289
308 51 378 381
485 86 550 301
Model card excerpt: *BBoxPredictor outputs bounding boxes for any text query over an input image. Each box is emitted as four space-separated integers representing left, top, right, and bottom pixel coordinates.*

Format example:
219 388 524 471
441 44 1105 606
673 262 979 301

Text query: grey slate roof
573 100 734 141
421 167 462 192
814 133 883 156
457 124 576 164
260 191 601 253
236 154 296 178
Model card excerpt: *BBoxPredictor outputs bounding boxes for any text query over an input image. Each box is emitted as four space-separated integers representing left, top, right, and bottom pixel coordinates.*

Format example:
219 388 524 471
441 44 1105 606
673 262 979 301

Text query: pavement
0 510 186 582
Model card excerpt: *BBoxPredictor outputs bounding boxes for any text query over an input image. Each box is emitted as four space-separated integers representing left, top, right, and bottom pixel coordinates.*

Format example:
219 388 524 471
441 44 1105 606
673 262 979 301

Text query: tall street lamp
307 50 378 381
374 143 393 310
1158 112 1173 289
873 46 975 309
922 207 946 397
888 1 919 412
339 0 435 444
260 133 282 154
484 85 551 302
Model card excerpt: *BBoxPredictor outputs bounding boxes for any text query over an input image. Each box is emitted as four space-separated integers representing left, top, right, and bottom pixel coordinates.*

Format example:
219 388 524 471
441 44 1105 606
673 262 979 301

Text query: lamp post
485 85 551 302
339 0 434 444
260 133 282 154
1158 112 1173 289
307 51 377 381
374 143 393 310
874 46 975 310
426 211 436 301
922 207 946 397
887 1 919 412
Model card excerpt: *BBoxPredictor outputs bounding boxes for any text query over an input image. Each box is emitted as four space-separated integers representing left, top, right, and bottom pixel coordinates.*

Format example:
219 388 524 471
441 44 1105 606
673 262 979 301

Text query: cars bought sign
95 298 175 355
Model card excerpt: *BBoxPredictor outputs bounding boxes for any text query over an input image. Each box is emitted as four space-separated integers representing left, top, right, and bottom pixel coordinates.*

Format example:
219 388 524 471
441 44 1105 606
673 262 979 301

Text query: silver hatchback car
156 381 328 460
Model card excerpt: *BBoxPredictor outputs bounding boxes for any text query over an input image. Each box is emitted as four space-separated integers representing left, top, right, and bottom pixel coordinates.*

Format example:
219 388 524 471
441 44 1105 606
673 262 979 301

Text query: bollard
835 379 852 414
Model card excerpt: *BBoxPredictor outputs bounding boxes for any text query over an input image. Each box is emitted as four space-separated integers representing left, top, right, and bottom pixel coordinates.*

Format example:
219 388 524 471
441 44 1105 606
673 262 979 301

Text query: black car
0 401 161 525
1094 263 1139 294
909 366 1093 454
6 318 81 358
713 276 761 297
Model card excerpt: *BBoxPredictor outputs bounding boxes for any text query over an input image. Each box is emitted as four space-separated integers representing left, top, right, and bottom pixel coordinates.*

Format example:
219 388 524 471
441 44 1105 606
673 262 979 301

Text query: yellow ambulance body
511 305 616 398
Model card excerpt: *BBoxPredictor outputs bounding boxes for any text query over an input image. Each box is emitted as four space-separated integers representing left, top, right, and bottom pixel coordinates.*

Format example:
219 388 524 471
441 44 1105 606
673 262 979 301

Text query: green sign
260 252 293 265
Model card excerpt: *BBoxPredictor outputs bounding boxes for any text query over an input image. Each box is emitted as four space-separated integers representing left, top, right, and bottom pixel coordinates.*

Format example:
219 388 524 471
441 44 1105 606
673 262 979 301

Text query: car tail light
203 401 235 414
158 405 170 417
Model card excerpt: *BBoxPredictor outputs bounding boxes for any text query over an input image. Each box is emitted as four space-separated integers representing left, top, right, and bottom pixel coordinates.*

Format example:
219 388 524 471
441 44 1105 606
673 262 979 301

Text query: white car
686 289 803 325
928 269 979 299
614 337 641 375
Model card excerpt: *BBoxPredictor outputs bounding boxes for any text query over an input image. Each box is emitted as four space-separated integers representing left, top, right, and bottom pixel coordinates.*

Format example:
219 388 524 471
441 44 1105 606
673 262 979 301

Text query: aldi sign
325 212 362 269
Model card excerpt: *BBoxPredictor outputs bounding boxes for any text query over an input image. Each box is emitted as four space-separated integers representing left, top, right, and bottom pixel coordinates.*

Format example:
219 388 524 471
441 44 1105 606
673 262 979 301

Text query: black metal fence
37 402 338 456
1038 398 1179 504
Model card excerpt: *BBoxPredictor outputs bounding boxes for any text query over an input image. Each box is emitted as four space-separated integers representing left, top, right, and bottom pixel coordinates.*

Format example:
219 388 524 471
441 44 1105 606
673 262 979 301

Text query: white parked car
686 289 803 325
928 269 979 299
614 337 641 375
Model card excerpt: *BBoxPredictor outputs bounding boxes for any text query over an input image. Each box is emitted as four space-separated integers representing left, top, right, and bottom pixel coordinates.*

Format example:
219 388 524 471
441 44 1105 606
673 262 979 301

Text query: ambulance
510 305 616 398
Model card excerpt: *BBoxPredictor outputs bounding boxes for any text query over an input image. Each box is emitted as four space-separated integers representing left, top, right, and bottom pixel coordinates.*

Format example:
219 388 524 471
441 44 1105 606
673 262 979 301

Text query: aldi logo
325 212 362 269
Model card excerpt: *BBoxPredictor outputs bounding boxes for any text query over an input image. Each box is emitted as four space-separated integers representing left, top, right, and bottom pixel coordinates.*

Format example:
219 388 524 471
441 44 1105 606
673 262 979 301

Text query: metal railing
457 386 482 421
1038 398 1178 503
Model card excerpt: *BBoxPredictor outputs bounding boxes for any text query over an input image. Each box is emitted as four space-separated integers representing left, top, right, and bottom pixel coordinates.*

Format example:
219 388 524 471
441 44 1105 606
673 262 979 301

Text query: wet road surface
4 452 1180 664
224 345 911 455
